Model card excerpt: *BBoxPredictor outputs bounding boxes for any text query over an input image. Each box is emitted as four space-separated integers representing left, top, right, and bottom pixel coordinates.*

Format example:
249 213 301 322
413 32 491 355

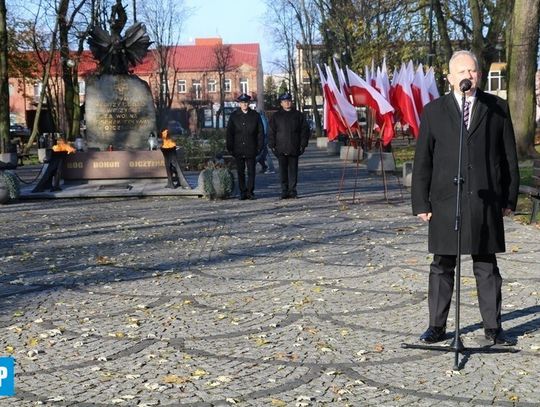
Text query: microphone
459 79 472 92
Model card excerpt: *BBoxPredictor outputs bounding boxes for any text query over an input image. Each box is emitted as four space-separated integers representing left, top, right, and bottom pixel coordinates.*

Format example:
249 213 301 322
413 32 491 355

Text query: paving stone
1 141 538 406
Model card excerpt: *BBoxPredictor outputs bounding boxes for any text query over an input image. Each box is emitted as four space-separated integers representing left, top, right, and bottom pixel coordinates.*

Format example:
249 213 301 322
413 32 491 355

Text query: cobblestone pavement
1 141 539 406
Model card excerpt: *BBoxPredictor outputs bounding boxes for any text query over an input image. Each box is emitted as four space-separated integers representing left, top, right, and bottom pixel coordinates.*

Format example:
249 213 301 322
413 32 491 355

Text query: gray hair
448 50 479 71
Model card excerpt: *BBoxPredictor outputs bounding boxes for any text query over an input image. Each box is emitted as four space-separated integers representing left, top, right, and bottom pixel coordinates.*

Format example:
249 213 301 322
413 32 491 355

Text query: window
78 80 86 96
208 79 217 93
177 79 186 93
224 79 232 93
302 76 310 95
33 82 43 103
240 78 249 94
192 80 201 99
487 70 506 92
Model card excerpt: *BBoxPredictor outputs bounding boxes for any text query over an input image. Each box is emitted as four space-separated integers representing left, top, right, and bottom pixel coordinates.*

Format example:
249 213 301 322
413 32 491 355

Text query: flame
52 138 76 154
161 129 176 149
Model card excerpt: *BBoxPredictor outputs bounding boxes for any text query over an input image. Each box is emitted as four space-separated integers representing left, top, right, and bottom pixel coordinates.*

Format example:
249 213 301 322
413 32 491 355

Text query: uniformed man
226 93 264 200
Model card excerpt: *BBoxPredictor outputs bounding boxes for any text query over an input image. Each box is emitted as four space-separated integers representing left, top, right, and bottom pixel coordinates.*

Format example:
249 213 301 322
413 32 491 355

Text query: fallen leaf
163 374 191 384
191 368 208 378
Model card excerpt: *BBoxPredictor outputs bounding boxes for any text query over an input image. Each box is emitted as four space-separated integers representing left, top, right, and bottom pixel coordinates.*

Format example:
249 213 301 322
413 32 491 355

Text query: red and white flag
425 67 440 101
392 64 420 138
347 67 395 146
411 63 431 116
317 64 357 140
333 58 350 99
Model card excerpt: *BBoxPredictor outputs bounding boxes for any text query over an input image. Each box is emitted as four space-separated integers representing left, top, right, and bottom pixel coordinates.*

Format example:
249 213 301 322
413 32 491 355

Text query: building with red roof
8 37 263 132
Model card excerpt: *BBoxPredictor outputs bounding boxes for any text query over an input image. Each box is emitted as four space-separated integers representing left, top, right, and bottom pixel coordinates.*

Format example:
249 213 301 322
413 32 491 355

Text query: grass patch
392 145 415 168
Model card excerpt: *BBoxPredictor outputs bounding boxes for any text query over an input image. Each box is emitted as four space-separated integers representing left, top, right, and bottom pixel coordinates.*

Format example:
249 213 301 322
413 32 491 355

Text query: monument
26 1 200 196
85 0 155 150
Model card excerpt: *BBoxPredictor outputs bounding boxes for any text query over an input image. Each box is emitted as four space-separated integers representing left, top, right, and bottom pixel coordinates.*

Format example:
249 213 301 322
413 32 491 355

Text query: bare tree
285 0 323 137
507 0 540 158
264 0 300 106
58 0 90 140
139 0 189 132
212 43 232 128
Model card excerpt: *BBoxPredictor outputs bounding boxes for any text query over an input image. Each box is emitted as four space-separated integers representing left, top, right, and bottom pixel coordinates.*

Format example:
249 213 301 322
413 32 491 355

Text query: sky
181 0 278 73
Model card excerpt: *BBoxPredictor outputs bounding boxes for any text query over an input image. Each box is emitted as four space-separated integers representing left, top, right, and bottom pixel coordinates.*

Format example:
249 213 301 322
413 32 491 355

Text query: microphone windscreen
459 79 472 92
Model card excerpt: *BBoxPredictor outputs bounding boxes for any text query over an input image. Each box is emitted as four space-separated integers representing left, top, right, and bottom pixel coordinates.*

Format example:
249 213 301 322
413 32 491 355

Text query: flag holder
366 110 402 203
400 81 517 370
337 128 363 203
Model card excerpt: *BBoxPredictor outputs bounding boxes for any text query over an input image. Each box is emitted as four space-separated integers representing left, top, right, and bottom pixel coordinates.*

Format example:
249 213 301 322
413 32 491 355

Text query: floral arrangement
0 170 21 203
199 160 234 200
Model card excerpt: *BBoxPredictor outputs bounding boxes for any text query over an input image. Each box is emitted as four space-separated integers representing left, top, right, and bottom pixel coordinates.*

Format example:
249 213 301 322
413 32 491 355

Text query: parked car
167 121 185 136
9 124 30 143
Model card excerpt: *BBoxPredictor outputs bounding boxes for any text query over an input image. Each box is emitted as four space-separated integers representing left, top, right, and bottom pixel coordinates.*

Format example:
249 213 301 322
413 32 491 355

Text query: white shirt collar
454 90 477 108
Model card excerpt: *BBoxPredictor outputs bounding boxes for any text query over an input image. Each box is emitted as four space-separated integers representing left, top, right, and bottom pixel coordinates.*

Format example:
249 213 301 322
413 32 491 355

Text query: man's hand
502 208 513 217
417 212 432 222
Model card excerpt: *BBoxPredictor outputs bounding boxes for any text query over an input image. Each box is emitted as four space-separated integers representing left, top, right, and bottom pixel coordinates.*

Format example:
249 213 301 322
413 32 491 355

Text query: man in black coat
226 93 264 200
411 50 519 345
268 92 310 199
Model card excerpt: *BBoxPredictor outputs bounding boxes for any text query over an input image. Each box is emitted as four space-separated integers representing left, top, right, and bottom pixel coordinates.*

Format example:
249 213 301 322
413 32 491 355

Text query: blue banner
0 357 15 397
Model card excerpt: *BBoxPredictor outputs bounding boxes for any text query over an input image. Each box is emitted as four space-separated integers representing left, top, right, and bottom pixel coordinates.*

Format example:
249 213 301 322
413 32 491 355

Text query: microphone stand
450 88 468 368
401 82 518 370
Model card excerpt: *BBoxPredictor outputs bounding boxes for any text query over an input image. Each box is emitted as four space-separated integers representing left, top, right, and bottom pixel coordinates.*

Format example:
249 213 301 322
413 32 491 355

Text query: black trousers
235 156 256 196
428 254 502 330
277 155 299 196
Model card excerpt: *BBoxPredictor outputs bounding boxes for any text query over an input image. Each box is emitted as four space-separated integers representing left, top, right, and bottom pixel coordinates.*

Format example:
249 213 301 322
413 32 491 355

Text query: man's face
280 99 292 110
447 54 480 96
239 101 249 112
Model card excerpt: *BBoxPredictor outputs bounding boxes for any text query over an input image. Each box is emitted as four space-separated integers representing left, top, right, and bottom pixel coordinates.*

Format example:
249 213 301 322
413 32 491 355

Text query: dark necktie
463 100 471 128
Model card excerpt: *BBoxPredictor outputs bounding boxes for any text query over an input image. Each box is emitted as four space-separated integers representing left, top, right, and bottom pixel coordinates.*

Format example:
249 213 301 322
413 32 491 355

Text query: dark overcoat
226 109 264 158
268 109 310 156
411 90 519 255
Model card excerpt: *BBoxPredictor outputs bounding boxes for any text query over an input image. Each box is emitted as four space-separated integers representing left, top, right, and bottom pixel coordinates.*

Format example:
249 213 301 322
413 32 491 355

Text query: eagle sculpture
87 0 152 74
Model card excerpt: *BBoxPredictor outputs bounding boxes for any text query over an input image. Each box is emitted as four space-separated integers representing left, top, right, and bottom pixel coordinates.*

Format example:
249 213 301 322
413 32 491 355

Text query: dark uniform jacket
411 89 519 255
226 109 263 158
268 109 310 156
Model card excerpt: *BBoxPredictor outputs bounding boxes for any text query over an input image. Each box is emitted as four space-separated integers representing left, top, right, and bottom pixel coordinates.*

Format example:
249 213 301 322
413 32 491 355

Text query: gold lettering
129 160 164 168
93 161 120 168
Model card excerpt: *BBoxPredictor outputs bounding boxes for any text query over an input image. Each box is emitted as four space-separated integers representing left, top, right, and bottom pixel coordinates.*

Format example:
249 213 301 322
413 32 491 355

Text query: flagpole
376 119 389 203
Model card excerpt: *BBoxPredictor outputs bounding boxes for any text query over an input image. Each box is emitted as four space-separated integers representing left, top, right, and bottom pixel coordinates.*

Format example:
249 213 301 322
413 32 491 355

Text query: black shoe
240 194 247 200
280 193 289 199
247 193 256 200
484 328 516 346
419 326 446 343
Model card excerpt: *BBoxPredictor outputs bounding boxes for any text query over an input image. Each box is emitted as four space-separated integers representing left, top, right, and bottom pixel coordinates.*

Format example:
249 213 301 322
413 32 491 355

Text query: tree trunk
507 0 540 158
0 0 9 154
23 19 59 154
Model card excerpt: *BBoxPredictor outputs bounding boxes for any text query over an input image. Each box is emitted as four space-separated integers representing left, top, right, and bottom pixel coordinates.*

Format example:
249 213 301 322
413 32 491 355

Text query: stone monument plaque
85 74 156 151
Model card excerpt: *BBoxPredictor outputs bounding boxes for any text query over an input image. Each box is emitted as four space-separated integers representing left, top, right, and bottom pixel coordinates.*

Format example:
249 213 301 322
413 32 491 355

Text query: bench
519 158 540 224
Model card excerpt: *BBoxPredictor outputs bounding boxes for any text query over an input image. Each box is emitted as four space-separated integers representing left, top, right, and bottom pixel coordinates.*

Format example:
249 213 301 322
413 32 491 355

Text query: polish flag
411 63 431 116
392 65 420 138
347 67 395 146
333 58 351 100
425 67 440 101
317 64 357 140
